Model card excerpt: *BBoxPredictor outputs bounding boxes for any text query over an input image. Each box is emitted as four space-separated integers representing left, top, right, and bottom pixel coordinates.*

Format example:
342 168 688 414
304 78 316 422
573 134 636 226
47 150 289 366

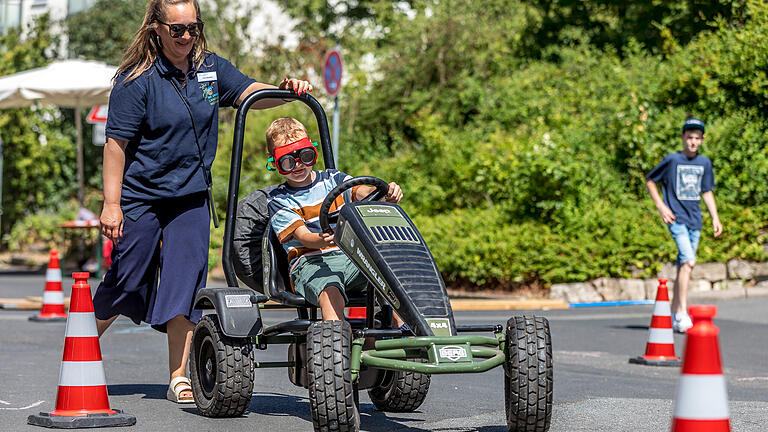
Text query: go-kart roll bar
222 90 335 288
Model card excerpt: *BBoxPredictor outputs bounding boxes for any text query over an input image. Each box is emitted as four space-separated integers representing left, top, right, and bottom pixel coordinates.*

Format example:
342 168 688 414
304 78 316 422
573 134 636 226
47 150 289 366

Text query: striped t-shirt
267 169 361 268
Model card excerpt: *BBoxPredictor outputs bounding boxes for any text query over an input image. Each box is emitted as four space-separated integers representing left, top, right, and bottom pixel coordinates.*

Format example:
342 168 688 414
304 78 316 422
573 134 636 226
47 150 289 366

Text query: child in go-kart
265 117 405 323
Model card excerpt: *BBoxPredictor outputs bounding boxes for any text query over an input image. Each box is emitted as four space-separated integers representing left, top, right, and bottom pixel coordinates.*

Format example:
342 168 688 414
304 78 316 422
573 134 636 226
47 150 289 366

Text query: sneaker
672 312 693 333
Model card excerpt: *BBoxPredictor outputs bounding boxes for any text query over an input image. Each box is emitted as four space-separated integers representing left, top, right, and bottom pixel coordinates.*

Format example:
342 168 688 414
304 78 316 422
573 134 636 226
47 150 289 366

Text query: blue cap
682 118 705 134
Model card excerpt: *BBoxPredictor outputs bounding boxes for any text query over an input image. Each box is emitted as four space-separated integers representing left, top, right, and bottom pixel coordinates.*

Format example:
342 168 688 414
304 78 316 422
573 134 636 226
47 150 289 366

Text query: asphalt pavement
1 273 767 431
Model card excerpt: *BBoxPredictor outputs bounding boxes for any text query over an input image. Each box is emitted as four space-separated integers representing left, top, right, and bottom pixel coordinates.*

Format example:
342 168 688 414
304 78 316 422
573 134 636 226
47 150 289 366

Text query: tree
0 15 78 241
65 0 149 65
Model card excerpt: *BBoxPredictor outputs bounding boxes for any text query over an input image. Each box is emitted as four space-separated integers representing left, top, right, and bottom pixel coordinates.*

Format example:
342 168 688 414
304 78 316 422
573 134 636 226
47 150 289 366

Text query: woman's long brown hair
115 0 208 83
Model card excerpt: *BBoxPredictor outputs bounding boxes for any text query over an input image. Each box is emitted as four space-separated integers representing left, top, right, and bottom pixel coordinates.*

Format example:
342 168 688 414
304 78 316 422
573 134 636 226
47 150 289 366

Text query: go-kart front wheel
190 315 255 417
368 369 430 412
307 320 359 432
504 316 553 432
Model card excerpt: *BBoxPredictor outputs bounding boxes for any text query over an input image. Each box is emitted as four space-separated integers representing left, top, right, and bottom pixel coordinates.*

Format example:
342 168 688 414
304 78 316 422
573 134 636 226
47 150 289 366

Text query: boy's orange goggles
267 137 318 174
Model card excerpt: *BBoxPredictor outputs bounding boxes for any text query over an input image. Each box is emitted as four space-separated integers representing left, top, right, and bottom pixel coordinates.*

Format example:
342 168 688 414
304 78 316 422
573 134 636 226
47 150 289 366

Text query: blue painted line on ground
569 300 655 308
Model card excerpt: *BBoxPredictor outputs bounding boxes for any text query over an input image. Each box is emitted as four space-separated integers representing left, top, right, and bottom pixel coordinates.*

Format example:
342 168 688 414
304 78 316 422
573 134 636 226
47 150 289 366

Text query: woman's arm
100 137 127 244
236 78 313 109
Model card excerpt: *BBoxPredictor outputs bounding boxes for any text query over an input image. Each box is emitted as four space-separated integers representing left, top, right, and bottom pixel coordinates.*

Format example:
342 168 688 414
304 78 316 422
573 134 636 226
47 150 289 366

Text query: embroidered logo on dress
199 81 218 106
676 165 704 201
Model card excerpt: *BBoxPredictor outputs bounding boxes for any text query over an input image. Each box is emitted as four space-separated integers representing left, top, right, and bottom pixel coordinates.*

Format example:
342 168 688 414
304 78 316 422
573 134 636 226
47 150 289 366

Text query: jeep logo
365 207 391 214
430 322 448 329
439 346 467 362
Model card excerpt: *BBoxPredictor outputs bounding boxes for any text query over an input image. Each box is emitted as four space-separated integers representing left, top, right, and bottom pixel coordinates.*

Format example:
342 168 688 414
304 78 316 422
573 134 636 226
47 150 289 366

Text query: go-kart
189 89 553 432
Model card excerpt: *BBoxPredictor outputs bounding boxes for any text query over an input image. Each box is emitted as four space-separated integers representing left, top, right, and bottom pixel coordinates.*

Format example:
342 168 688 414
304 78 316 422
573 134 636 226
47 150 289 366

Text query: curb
449 298 569 311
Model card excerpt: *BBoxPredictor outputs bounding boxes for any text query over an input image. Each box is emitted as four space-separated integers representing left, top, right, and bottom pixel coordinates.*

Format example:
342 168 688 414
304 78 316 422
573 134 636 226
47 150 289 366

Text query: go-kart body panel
335 201 457 337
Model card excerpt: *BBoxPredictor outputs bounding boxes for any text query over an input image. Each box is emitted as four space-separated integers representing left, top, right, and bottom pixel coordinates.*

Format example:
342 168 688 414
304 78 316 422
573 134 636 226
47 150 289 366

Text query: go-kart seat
264 225 314 307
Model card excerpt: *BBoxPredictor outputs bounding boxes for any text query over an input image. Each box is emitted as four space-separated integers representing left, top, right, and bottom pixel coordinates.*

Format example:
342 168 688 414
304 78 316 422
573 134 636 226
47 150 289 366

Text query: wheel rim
198 335 217 399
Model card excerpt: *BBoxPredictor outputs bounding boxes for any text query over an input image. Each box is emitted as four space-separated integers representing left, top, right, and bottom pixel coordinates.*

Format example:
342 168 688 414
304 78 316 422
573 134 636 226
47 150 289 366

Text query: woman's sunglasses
157 19 204 38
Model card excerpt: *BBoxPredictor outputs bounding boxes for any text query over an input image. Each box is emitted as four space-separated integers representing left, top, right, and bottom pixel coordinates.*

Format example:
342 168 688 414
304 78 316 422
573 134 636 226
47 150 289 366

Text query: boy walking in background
265 117 403 321
646 118 723 333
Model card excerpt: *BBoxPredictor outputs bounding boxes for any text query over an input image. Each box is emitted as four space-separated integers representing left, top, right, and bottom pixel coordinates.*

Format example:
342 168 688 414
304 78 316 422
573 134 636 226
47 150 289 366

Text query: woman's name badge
198 71 217 82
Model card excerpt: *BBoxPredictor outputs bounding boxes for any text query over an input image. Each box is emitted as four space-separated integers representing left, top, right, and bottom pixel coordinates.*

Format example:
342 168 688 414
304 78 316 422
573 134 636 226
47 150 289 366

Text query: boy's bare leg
96 316 119 337
167 315 194 399
672 261 694 315
318 286 345 321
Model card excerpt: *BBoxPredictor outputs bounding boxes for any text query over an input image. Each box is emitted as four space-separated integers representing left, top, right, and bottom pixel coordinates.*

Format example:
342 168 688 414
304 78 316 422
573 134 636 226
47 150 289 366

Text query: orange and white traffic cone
28 272 135 428
629 278 681 366
671 304 731 431
29 250 67 322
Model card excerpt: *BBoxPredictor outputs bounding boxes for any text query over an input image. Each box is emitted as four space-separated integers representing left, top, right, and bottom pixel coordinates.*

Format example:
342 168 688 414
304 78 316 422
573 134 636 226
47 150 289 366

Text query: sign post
323 47 343 167
86 105 108 146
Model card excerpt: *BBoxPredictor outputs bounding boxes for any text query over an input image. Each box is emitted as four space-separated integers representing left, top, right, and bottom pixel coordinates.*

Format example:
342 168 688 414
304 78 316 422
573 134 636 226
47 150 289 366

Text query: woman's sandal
166 376 194 404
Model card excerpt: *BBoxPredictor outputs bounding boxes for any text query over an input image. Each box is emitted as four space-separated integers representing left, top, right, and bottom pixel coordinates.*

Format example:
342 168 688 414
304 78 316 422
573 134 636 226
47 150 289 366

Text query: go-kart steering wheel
319 176 389 234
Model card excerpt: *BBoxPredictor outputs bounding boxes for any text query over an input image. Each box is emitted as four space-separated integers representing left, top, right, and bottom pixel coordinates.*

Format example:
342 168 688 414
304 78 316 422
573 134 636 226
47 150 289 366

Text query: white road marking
737 376 768 382
0 400 10 405
0 400 45 410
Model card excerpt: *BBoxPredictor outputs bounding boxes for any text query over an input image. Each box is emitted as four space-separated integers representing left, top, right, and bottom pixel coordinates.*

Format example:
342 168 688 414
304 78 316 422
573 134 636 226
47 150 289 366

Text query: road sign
323 49 343 97
86 105 108 124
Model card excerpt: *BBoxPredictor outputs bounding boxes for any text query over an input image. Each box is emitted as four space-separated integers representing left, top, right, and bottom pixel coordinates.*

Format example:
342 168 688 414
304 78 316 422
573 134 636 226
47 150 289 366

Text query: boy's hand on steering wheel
320 232 335 246
384 182 403 203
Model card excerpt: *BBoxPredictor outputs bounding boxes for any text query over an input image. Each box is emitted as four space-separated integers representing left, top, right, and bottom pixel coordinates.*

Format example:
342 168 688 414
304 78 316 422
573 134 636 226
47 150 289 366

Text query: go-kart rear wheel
190 315 255 417
367 369 430 412
307 320 359 432
504 316 553 432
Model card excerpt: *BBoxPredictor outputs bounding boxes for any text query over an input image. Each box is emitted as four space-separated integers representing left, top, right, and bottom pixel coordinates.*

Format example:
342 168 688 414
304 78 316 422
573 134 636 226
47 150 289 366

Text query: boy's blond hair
266 117 308 154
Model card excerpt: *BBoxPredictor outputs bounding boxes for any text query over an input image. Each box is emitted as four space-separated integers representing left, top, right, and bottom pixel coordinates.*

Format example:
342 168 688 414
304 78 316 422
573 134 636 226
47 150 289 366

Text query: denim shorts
668 222 701 267
290 251 368 306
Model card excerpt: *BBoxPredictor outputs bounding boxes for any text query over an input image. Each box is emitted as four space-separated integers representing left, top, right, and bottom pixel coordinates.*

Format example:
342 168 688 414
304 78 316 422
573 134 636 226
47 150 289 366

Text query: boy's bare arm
293 225 335 248
355 182 403 203
702 191 723 237
645 179 676 224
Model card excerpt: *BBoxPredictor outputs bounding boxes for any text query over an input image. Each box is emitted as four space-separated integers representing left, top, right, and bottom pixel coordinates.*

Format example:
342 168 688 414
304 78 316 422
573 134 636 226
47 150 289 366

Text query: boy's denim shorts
668 222 701 267
290 250 367 306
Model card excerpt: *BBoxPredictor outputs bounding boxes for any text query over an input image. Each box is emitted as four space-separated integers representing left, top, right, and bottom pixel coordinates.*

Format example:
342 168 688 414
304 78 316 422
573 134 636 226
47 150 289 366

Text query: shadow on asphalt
611 325 650 331
107 383 166 399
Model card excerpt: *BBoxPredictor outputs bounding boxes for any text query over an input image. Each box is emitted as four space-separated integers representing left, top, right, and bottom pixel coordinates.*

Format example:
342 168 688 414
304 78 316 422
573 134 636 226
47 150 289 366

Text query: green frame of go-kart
190 89 553 432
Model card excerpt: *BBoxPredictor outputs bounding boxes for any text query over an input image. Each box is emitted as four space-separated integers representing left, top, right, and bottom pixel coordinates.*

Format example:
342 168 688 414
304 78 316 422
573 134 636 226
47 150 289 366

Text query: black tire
190 315 255 417
367 369 430 412
504 316 553 432
307 320 359 432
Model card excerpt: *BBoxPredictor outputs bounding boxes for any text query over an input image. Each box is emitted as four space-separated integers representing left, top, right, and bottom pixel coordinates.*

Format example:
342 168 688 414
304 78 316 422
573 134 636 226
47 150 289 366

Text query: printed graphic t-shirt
646 152 715 230
267 170 362 268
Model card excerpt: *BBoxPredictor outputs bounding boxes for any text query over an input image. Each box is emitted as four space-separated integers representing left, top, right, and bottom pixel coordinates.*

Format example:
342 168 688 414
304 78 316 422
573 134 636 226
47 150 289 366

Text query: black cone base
629 355 681 367
28 410 136 429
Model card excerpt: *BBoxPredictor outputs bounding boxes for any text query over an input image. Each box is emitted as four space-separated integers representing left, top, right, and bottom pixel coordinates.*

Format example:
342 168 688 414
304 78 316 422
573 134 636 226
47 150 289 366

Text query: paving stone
549 282 602 303
689 279 712 292
691 263 727 282
713 279 745 291
644 279 660 300
618 279 646 300
593 278 621 301
728 259 754 280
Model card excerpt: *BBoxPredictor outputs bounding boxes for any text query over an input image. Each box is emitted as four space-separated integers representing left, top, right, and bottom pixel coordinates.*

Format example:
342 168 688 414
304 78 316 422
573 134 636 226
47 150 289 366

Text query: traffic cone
629 278 681 366
28 272 136 428
671 305 731 431
347 307 367 319
29 250 67 322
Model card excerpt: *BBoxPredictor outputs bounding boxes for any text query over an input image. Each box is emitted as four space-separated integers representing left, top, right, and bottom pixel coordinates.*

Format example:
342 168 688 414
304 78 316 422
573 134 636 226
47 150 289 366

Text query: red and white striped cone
28 272 135 429
629 278 681 366
29 250 67 322
671 305 731 432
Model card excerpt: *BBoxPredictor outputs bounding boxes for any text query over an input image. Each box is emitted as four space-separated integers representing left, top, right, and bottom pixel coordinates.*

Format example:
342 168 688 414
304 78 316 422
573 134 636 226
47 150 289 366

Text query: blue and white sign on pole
324 47 343 167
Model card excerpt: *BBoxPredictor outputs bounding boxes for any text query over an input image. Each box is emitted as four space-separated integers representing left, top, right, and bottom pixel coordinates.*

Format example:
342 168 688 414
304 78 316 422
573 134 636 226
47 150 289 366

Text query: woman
94 0 312 404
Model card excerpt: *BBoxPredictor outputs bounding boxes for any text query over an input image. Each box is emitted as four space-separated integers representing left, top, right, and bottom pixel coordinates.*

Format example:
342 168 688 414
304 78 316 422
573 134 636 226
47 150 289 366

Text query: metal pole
75 105 84 206
0 135 3 234
332 95 340 168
